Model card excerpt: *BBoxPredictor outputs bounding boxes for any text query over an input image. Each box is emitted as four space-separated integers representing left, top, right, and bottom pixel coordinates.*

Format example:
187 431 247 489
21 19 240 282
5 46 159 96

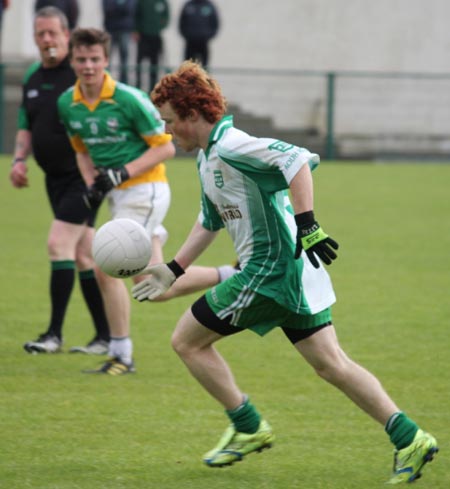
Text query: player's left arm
94 91 176 191
128 90 176 176
289 162 314 215
125 134 175 178
126 89 176 177
93 135 175 192
290 164 339 268
235 137 339 268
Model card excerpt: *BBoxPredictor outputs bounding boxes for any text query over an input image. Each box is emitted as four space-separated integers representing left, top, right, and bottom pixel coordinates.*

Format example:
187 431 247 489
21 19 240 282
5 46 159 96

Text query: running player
132 61 438 483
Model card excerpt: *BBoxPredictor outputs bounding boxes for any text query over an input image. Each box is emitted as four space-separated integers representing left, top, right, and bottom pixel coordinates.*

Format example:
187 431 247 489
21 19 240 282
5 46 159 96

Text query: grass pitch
1 156 449 488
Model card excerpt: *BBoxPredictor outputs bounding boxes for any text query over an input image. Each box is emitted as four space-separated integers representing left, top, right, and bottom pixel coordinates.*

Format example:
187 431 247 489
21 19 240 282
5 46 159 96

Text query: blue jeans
110 31 131 84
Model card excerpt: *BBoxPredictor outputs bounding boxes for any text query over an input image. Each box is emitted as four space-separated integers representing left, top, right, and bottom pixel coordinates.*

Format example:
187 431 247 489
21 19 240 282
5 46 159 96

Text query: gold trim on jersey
118 165 167 189
72 73 116 111
70 72 170 187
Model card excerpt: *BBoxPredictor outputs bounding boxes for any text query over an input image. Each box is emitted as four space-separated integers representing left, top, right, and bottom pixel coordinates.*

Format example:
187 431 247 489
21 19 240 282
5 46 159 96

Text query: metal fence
3 62 450 161
211 67 450 161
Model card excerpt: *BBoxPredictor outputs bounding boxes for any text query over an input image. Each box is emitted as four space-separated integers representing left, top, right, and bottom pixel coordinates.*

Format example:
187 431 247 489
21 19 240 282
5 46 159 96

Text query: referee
10 7 110 355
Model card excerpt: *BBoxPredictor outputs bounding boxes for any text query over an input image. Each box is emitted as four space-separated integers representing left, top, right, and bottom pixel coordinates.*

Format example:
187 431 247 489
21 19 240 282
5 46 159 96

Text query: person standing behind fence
179 0 219 69
102 0 137 84
0 0 10 57
34 0 79 30
133 0 169 93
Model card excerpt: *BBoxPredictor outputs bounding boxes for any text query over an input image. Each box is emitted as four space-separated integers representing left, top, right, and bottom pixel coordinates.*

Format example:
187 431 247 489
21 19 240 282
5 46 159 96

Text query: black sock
79 269 110 341
47 261 75 339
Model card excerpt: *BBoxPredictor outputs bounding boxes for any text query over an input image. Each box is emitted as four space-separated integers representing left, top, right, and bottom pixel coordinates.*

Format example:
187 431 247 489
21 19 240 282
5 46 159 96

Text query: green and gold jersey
197 115 335 315
57 72 171 188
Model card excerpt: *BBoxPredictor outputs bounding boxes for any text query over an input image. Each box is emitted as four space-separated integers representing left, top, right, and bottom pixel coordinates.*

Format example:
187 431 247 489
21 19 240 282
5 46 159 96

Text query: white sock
217 265 238 282
109 337 133 365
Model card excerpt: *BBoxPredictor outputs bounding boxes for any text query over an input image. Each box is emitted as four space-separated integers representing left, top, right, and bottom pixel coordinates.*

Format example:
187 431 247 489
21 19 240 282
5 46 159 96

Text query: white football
92 218 152 278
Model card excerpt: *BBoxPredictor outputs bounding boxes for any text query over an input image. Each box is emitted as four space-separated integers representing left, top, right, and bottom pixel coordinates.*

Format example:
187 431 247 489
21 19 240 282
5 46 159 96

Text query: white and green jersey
198 115 335 315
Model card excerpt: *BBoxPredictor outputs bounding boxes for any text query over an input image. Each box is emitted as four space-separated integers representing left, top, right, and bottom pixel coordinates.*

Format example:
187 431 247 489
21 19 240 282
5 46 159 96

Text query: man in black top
102 0 137 83
179 0 219 69
9 6 110 354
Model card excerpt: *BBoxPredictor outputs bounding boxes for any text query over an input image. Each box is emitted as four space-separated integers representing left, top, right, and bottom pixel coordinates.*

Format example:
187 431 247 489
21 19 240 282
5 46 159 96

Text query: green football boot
203 419 275 467
388 429 438 484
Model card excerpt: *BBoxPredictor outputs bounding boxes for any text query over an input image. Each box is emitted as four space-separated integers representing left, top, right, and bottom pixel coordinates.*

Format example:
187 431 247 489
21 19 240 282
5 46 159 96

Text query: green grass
1 156 449 488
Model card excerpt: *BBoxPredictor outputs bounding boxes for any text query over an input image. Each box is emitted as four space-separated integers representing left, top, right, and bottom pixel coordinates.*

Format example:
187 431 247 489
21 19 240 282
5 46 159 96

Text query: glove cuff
120 166 130 181
83 185 104 210
295 211 315 227
167 259 185 278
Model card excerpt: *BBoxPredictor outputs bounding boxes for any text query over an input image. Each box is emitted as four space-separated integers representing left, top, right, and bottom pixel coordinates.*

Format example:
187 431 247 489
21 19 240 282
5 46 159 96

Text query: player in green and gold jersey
58 28 235 375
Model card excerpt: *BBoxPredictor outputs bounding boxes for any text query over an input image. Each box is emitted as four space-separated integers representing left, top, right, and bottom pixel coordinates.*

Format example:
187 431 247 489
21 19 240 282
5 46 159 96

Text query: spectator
11 7 110 355
0 0 10 57
34 0 79 30
134 0 169 92
179 0 219 69
102 0 137 84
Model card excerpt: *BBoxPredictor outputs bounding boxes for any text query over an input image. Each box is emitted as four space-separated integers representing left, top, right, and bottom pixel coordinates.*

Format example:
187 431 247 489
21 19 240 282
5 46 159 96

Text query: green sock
226 396 261 434
385 412 419 450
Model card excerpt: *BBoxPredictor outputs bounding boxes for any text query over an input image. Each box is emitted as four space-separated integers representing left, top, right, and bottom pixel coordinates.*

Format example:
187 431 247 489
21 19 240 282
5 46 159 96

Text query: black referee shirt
20 56 78 177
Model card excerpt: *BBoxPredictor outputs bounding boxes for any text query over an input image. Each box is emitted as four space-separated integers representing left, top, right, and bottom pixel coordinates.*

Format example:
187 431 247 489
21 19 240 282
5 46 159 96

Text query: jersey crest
214 169 224 188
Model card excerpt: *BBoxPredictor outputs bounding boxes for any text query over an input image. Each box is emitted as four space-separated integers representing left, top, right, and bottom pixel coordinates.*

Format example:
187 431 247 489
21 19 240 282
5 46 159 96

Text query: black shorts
191 295 332 344
45 173 97 227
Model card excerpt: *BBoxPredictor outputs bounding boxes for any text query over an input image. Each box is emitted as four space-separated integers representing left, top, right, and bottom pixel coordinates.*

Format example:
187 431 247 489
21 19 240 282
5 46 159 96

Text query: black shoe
82 357 136 375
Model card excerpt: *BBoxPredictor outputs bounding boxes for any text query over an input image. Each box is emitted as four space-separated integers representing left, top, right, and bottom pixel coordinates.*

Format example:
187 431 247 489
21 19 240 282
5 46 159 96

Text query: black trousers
136 34 163 92
184 39 209 68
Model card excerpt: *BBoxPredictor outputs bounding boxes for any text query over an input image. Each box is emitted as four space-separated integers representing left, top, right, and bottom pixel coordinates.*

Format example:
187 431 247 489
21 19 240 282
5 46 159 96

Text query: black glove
94 167 130 193
295 211 339 268
82 185 105 210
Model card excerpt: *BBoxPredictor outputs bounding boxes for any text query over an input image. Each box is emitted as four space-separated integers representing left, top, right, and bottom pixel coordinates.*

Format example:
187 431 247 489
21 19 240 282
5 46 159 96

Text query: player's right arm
75 151 97 187
10 129 32 188
76 151 106 210
172 221 219 271
132 222 219 302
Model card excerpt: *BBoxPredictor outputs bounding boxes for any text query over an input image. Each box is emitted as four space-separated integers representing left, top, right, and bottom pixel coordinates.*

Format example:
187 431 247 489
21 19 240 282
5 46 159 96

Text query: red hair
152 61 227 124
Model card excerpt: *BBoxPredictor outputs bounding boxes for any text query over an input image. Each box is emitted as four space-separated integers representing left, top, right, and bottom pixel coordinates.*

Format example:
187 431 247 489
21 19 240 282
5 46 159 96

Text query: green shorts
199 273 332 337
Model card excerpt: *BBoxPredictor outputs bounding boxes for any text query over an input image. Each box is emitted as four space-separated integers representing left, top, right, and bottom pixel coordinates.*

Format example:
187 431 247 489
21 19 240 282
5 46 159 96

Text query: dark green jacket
135 0 169 35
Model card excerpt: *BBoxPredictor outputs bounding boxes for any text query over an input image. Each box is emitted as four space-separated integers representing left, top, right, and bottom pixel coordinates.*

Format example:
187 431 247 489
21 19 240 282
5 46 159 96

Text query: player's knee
171 330 188 357
313 352 351 385
47 235 70 260
171 328 198 358
75 250 95 270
